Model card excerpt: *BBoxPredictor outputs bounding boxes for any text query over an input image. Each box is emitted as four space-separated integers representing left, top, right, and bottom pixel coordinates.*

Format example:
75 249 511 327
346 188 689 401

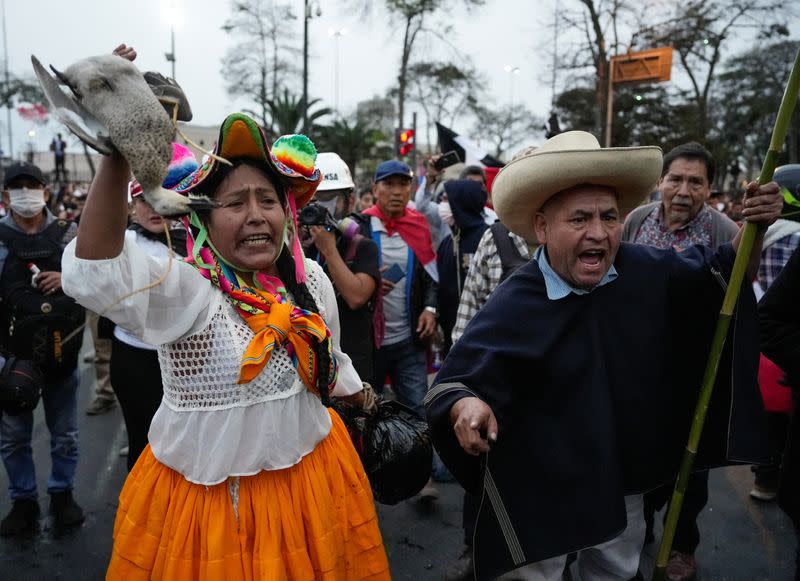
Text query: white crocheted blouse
61 231 363 485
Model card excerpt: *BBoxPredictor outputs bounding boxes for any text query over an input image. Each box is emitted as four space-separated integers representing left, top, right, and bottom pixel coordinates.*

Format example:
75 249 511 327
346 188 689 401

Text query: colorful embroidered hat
130 142 198 198
175 113 322 284
173 112 322 208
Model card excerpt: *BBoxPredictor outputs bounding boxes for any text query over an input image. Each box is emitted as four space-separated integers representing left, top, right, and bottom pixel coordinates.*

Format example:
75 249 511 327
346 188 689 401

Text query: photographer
301 153 380 386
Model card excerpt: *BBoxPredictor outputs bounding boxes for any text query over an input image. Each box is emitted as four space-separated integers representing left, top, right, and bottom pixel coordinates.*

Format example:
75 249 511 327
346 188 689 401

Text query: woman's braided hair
196 158 333 405
275 248 332 406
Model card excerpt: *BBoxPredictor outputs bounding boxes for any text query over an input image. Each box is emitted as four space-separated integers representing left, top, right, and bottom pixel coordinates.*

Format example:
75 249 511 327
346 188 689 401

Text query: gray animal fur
48 55 211 216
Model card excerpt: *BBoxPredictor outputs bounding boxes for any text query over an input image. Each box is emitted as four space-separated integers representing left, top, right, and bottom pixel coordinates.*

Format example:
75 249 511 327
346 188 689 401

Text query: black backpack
0 220 85 380
490 221 529 283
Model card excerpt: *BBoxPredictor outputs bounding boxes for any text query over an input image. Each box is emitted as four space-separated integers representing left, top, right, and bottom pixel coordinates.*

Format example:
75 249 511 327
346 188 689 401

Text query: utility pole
302 0 309 132
411 111 417 169
163 1 178 81
170 28 176 80
551 3 559 110
2 0 12 159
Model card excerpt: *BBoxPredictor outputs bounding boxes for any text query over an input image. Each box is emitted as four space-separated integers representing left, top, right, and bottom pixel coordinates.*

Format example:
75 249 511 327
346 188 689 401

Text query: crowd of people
0 43 799 581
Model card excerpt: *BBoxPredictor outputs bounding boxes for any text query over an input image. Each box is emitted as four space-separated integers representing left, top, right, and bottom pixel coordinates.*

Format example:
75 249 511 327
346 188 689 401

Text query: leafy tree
558 0 642 143
641 0 787 139
266 89 332 137
553 86 596 134
554 81 696 149
3 75 99 176
315 117 393 186
0 76 46 109
220 0 299 132
355 95 396 137
714 40 800 183
405 60 484 147
470 103 541 159
352 0 485 130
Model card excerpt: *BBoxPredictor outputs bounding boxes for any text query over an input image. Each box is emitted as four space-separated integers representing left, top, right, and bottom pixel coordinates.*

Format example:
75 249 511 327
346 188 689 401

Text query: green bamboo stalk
653 48 800 581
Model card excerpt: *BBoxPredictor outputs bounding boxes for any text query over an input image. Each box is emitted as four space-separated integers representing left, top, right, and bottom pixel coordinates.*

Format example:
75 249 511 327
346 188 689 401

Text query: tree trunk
597 58 609 144
398 15 413 133
580 0 608 143
260 66 269 132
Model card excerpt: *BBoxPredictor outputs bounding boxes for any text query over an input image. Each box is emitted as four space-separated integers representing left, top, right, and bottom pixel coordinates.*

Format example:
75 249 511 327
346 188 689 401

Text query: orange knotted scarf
232 287 332 387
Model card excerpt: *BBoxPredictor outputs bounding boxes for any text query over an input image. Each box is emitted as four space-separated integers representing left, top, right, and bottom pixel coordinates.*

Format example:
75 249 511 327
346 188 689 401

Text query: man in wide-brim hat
425 131 784 580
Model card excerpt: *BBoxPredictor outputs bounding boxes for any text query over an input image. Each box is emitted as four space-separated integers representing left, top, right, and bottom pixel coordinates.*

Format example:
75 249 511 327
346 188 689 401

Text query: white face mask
437 200 455 227
8 188 46 218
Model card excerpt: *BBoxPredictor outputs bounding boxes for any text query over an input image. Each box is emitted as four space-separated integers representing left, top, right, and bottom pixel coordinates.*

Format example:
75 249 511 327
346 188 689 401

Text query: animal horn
49 65 82 99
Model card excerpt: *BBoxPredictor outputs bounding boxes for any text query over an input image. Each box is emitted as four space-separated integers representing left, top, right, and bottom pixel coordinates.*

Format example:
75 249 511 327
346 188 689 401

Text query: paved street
0 337 796 580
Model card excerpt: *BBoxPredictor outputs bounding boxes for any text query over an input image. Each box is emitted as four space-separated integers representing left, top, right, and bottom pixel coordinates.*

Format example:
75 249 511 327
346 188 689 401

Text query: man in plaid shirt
451 226 532 345
758 227 800 292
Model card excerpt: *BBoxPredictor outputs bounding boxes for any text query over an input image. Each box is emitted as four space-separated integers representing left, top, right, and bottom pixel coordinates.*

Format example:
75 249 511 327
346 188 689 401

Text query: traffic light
396 128 415 157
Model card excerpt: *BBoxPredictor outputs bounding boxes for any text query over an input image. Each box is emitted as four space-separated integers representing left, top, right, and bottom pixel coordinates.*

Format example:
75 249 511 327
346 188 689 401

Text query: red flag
17 102 48 124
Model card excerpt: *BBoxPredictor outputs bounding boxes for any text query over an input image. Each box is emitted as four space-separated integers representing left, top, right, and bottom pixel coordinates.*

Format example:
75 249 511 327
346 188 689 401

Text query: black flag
436 122 503 168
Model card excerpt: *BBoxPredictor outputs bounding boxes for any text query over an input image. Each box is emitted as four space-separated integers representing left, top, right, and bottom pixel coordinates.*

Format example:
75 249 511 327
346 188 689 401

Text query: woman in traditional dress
61 79 389 577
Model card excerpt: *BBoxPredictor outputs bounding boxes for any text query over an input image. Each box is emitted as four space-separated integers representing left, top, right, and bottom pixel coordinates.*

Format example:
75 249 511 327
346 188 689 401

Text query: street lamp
503 64 521 107
162 0 183 80
2 0 12 158
328 27 348 114
303 0 322 132
25 129 35 163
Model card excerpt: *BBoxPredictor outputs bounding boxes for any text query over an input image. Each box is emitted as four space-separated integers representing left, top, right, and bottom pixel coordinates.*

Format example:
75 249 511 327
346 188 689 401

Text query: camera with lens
298 201 339 232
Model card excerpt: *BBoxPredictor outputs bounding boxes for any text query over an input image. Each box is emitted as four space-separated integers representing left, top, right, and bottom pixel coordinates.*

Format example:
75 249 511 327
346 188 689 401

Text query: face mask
437 200 455 227
8 188 46 218
317 198 339 219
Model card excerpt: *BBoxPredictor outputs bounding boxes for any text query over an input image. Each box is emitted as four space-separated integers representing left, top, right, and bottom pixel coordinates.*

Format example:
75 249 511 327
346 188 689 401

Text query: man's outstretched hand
449 396 498 456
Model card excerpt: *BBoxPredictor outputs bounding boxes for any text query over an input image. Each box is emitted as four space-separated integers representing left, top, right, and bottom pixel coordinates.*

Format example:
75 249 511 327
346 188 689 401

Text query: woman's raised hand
112 44 137 62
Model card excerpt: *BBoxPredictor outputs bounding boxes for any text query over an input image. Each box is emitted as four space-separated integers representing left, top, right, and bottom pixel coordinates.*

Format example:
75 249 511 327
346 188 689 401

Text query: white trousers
495 494 645 581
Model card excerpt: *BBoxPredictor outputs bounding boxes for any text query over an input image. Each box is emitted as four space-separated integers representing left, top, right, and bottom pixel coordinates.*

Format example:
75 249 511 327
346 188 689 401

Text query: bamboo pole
653 48 800 581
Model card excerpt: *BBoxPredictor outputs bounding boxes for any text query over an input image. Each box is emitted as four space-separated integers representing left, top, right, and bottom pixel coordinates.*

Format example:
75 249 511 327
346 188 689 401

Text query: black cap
4 162 46 188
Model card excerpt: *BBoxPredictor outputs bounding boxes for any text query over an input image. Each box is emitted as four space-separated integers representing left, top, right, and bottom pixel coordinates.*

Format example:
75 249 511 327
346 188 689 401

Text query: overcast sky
4 0 798 158
5 0 558 156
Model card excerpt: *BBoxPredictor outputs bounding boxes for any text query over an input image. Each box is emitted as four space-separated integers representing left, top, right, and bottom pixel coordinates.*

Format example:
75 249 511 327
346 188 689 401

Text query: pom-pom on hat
173 112 322 208
130 142 198 198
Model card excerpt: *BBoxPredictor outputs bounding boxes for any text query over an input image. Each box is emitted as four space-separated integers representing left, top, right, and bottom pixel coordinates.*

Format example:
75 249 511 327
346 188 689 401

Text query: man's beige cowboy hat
492 131 662 241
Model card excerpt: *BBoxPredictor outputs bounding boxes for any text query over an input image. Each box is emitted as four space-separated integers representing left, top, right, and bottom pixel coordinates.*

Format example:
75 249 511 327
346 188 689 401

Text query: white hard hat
316 152 355 191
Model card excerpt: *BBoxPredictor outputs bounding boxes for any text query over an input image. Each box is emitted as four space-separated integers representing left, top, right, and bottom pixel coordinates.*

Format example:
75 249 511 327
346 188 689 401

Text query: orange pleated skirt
107 409 390 580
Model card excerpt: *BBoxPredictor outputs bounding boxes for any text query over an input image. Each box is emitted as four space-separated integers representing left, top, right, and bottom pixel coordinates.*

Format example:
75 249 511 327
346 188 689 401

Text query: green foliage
266 89 332 137
315 116 393 187
407 61 482 122
639 0 787 138
713 40 800 182
554 39 800 189
355 0 485 128
469 102 541 159
0 77 45 109
553 86 596 134
355 95 396 137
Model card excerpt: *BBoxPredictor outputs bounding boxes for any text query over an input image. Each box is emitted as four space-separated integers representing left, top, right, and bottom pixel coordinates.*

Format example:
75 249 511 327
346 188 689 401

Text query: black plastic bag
336 399 433 505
